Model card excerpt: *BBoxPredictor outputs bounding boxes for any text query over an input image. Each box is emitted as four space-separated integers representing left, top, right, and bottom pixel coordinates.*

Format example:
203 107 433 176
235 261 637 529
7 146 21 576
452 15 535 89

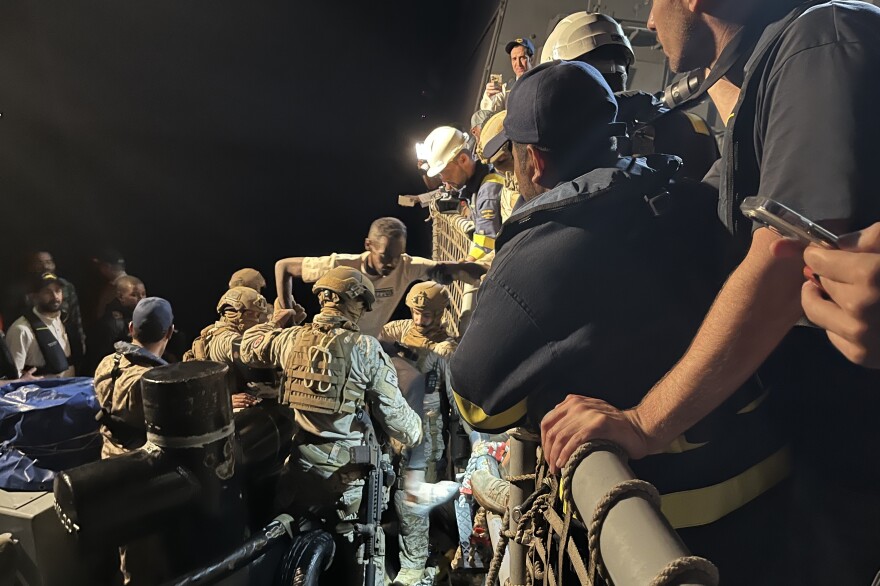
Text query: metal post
570 449 717 586
507 429 537 586
485 511 509 585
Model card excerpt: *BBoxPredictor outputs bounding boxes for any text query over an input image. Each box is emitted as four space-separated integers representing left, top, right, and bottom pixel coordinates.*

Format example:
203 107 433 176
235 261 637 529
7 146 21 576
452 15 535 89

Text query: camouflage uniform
381 319 459 578
94 341 171 585
94 341 167 459
241 314 423 520
183 321 277 400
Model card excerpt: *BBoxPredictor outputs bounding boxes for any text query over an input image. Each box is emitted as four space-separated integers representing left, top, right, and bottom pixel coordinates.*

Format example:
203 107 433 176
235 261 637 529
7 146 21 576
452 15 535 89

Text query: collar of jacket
498 154 682 250
112 341 167 366
461 160 493 200
313 312 359 332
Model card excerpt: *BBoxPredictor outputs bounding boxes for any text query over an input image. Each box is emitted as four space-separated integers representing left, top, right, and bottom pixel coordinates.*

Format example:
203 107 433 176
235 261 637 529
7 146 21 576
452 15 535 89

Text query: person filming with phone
480 37 535 113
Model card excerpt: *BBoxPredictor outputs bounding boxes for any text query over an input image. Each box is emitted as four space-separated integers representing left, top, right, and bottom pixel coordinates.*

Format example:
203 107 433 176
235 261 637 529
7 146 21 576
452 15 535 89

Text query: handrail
564 442 718 586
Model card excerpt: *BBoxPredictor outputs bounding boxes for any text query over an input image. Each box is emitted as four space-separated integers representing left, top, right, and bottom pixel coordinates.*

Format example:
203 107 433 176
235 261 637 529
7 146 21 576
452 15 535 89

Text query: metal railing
427 198 479 337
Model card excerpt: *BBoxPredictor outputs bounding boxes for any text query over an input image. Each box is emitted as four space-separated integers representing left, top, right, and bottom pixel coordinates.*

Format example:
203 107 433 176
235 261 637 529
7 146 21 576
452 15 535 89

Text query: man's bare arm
541 227 806 471
274 257 304 309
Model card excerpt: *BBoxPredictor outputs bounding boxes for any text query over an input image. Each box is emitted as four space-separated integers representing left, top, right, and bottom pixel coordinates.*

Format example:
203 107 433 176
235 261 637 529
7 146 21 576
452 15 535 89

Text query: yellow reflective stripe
453 391 527 431
468 246 487 260
736 389 769 415
684 112 711 136
482 173 505 186
663 435 708 454
473 233 496 249
660 445 792 529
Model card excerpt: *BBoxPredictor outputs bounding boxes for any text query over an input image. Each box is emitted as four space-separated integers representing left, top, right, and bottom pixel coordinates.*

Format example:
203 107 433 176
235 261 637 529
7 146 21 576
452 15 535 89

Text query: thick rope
485 509 510 586
586 479 662 583
649 556 720 586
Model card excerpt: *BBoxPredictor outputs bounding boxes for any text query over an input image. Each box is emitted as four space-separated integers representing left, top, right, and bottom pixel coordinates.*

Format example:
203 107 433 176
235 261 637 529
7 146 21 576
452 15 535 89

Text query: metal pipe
166 515 294 586
507 430 536 586
53 448 200 543
570 449 716 586
485 511 509 585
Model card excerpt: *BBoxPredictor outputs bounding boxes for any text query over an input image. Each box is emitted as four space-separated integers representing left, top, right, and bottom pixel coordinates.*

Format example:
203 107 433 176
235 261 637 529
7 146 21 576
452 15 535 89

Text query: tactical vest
282 323 362 415
23 310 69 375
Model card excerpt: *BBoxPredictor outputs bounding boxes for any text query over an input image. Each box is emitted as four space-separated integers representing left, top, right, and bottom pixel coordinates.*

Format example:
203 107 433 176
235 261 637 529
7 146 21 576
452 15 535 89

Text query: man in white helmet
422 126 504 262
184 286 277 410
542 12 718 181
481 37 536 113
274 218 485 338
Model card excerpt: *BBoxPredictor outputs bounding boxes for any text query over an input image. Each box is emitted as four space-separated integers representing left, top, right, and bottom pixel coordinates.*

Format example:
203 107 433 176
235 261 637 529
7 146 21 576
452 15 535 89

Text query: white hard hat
541 12 635 66
422 126 469 178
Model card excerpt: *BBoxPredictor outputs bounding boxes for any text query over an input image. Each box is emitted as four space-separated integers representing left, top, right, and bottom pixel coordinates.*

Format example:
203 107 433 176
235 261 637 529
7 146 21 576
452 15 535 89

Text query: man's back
241 318 422 448
451 157 787 528
94 341 166 458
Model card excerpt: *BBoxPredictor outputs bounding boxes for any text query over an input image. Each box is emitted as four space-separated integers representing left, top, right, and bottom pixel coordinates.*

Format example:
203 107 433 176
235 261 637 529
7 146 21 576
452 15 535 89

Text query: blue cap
505 37 536 57
132 297 173 340
482 60 618 159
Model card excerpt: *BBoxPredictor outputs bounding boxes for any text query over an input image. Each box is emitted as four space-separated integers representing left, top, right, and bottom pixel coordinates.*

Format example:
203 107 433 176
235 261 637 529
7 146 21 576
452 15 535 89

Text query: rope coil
484 439 720 586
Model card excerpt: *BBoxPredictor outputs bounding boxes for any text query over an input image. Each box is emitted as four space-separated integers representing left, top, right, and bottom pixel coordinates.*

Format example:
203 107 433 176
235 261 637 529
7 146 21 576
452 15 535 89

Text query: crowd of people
2 1 880 585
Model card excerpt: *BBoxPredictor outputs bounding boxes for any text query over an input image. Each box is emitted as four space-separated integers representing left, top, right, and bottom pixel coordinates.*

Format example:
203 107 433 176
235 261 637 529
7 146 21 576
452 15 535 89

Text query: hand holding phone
740 196 839 248
486 73 503 96
741 196 841 290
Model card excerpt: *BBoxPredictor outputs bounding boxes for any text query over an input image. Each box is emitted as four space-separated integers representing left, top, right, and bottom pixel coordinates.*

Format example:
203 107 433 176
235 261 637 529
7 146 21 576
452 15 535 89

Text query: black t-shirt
722 0 880 232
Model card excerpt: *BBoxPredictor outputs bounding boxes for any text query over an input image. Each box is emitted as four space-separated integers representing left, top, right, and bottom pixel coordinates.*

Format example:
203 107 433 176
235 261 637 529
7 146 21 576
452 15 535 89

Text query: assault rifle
350 409 395 586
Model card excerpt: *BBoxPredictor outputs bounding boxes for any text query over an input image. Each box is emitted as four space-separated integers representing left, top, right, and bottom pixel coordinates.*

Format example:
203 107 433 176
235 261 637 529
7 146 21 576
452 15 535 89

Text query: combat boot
470 469 509 515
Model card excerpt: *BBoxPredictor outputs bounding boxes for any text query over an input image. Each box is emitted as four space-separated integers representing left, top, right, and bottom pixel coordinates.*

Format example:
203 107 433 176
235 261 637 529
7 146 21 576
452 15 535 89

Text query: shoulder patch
249 334 264 349
480 209 496 219
384 366 398 386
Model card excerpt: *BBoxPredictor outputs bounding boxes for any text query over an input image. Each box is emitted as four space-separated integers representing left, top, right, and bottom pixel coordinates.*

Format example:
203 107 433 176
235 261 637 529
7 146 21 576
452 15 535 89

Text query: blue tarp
0 377 101 490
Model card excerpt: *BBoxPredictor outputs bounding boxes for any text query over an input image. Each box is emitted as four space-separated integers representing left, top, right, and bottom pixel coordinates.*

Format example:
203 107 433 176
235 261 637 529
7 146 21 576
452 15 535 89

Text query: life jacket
22 310 69 375
282 322 362 415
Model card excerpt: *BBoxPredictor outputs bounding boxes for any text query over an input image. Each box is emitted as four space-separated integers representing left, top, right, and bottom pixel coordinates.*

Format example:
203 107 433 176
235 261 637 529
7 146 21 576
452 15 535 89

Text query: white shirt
5 308 74 377
301 252 436 337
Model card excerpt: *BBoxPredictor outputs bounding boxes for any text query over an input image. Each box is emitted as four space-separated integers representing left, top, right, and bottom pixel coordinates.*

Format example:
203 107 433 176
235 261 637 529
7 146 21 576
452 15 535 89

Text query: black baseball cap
29 271 62 293
482 60 618 159
505 37 536 57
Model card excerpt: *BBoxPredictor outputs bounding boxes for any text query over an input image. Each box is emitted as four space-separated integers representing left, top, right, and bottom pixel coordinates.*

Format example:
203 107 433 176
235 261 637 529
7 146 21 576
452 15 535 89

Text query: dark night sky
0 0 499 336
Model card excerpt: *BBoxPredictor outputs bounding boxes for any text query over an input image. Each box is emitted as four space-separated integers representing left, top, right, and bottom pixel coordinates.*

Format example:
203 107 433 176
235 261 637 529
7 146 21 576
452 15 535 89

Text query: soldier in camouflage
240 266 423 584
381 282 460 586
184 286 277 409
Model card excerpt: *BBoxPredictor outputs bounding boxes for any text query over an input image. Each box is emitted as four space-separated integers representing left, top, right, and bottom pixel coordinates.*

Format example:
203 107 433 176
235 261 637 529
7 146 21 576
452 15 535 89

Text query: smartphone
740 196 839 248
489 73 503 86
